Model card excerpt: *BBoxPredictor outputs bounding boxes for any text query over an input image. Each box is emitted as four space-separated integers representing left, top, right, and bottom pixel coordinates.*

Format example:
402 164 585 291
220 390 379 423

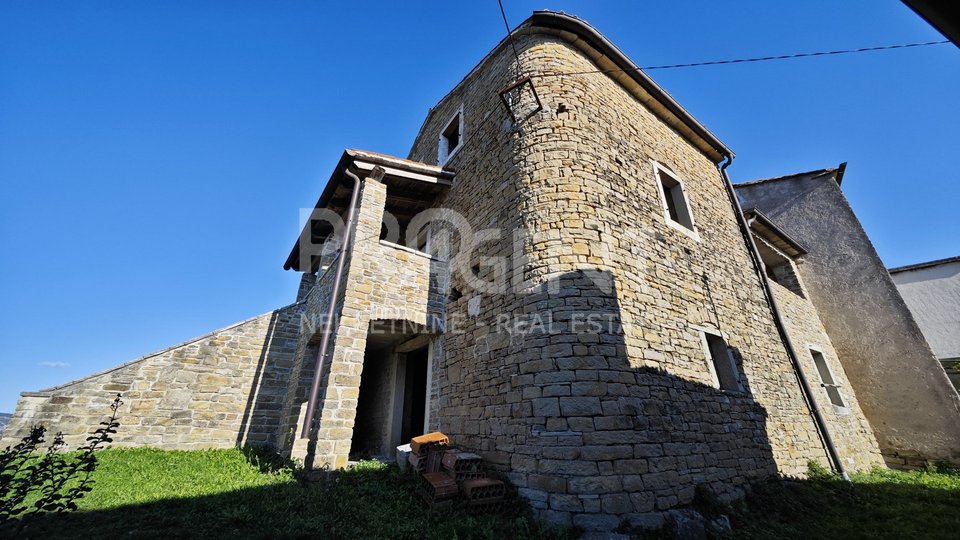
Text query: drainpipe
300 169 363 439
718 155 850 481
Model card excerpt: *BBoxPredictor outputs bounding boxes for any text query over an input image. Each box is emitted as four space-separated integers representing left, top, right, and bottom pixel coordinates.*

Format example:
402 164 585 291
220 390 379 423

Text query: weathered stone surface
1 306 303 449
2 11 888 536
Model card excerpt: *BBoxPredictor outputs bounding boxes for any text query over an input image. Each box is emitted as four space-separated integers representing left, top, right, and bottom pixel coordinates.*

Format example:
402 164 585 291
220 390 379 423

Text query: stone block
559 397 602 416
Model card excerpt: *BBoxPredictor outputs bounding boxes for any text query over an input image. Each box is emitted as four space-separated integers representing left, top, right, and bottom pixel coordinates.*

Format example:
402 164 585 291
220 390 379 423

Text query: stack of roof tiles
407 432 505 512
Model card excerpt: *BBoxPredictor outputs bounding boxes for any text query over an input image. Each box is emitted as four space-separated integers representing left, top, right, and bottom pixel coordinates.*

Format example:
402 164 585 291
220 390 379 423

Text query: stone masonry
2 11 899 534
391 13 884 529
770 269 882 471
737 168 960 466
1 306 302 449
280 176 448 468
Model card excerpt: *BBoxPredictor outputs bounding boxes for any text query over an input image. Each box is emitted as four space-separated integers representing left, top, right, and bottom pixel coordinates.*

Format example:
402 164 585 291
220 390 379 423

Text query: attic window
653 163 696 234
438 107 464 164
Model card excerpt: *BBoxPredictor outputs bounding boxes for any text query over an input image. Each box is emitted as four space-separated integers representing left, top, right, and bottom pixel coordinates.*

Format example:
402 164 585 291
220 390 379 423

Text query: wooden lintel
395 334 432 353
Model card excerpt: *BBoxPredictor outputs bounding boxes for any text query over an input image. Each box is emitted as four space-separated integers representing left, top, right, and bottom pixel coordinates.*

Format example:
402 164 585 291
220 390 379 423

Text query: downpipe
718 155 850 481
300 169 363 440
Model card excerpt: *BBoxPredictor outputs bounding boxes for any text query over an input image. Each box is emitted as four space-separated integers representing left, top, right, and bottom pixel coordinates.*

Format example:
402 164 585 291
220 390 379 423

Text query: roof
283 149 454 272
735 163 847 189
411 11 733 164
889 256 960 274
743 208 808 258
902 1 960 47
526 11 733 163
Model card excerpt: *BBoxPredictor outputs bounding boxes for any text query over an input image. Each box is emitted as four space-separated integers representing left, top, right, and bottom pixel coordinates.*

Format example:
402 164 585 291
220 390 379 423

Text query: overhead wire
497 0 524 76
534 39 951 77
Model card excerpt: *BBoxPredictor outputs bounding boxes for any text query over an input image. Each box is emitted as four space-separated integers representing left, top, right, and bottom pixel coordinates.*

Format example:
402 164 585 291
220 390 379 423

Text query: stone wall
771 275 883 471
283 177 448 467
737 172 960 465
398 27 882 530
1 305 302 450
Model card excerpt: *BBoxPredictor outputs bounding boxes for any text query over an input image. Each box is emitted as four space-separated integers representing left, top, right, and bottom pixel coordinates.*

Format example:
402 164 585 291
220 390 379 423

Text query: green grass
729 463 960 539
6 448 960 539
3 447 572 539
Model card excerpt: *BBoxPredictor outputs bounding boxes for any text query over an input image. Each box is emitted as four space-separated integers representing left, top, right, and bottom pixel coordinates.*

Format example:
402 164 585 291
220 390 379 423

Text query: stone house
737 169 960 468
2 10 953 531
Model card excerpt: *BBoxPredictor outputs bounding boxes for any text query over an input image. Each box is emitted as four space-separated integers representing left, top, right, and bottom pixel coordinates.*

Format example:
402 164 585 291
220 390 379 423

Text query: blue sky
0 1 956 412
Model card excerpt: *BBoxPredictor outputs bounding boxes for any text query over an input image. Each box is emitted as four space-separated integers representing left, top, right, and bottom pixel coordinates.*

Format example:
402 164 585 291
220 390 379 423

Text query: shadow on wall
441 268 779 522
235 308 303 448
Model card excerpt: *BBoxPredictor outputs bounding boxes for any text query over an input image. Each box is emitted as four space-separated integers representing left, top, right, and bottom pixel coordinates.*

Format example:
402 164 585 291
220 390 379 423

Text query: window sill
664 217 700 242
832 405 851 416
379 239 445 262
439 143 463 166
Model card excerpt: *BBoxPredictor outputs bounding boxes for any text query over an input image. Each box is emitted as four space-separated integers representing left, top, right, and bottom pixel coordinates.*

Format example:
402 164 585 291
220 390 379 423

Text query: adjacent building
737 168 960 468
890 256 960 390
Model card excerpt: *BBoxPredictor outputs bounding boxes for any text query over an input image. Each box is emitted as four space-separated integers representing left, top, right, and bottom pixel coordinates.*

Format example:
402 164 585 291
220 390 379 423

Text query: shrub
0 394 122 532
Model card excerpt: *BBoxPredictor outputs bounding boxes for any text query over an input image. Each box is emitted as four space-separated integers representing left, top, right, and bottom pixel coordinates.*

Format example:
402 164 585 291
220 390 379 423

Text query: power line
534 39 950 77
497 0 524 75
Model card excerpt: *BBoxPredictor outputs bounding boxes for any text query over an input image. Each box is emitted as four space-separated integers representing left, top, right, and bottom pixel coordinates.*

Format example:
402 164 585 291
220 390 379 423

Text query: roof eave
528 10 734 163
282 150 454 272
889 255 960 274
743 207 808 258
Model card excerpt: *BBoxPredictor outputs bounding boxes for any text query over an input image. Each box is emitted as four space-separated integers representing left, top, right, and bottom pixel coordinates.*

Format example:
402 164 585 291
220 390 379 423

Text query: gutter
719 155 851 481
300 169 363 440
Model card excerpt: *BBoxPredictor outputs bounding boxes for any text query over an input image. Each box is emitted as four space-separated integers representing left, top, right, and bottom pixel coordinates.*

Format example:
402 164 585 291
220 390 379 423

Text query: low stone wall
1 305 302 450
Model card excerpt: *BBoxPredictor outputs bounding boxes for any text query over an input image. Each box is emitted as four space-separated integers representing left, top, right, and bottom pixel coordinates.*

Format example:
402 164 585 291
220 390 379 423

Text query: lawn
2 447 571 539
730 463 960 539
4 448 960 539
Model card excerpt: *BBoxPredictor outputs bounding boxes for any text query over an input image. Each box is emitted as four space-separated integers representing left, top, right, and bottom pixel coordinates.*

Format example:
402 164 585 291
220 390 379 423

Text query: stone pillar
291 178 388 468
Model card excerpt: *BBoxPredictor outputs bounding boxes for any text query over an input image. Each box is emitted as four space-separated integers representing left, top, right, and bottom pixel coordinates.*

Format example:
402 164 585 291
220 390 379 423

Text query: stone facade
3 10 899 533
737 169 960 466
381 16 882 529
279 176 448 468
1 305 302 449
770 274 882 471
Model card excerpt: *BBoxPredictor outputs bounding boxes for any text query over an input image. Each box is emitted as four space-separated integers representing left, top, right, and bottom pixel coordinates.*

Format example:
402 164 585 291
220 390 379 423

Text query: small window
810 349 847 408
701 331 742 391
416 228 431 254
653 163 695 232
438 107 464 164
754 235 805 298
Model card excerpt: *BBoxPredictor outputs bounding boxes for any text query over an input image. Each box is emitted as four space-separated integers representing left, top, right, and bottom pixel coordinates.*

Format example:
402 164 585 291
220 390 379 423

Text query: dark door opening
350 344 395 459
400 347 428 444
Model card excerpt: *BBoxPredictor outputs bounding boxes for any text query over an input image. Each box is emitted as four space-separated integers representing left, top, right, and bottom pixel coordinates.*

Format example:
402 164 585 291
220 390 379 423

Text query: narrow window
702 331 742 391
438 108 464 164
416 228 431 254
810 349 847 408
653 164 695 231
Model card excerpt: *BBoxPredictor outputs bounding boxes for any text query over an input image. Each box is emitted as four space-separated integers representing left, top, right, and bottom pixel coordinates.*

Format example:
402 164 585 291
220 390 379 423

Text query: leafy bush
0 394 122 533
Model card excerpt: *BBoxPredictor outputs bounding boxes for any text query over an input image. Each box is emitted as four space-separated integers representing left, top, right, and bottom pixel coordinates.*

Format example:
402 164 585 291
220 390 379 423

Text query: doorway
349 342 395 459
399 346 429 444
349 332 432 460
